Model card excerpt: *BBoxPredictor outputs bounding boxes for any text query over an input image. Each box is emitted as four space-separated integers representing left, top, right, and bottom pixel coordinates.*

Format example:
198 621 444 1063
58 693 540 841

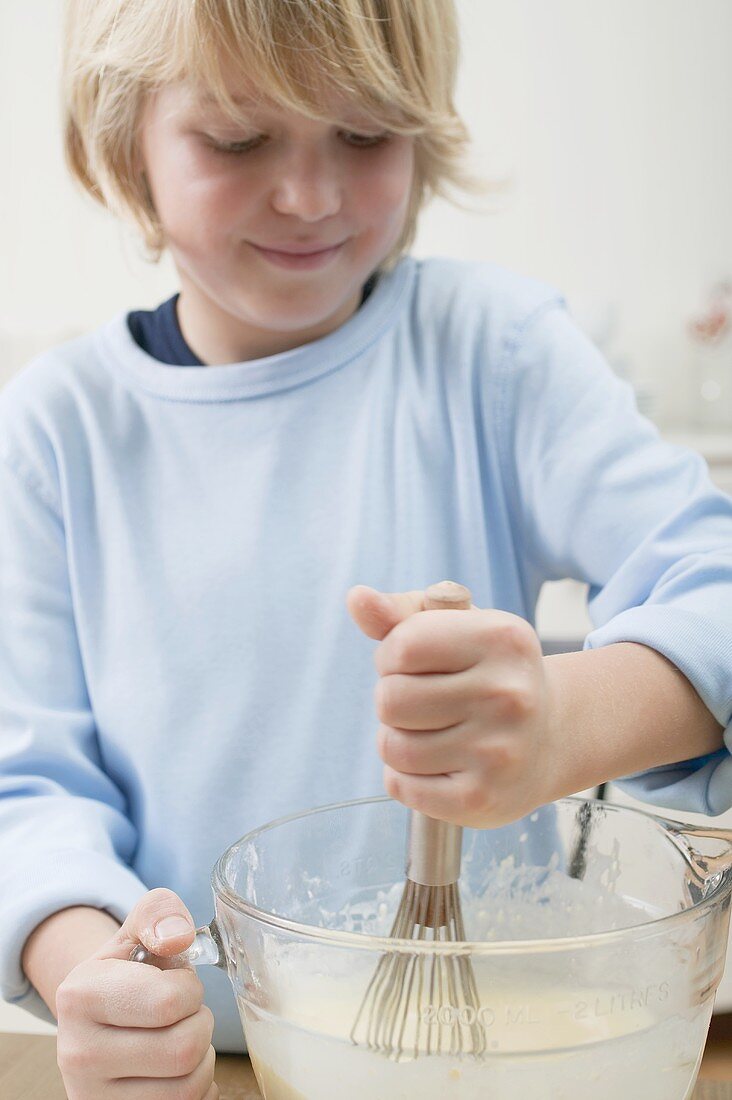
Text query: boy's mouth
249 240 347 270
253 239 347 255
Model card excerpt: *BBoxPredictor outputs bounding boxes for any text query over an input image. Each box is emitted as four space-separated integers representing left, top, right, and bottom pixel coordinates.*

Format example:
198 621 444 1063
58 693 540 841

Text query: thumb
95 887 196 962
347 585 426 641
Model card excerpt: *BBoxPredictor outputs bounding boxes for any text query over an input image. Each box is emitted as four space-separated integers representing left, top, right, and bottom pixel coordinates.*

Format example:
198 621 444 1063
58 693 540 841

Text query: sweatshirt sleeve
495 298 732 816
0 448 148 1022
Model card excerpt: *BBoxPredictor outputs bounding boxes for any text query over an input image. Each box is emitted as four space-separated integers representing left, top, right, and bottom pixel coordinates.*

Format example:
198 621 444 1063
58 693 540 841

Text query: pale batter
250 1056 308 1100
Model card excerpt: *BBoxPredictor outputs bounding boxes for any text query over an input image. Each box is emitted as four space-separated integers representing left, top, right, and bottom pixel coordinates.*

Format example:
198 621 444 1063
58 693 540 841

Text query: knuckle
394 738 418 774
56 967 99 1021
156 969 203 1024
474 614 499 650
475 676 499 705
383 766 402 802
374 677 395 724
518 621 543 658
186 965 206 994
178 1078 204 1100
495 685 535 723
57 1036 91 1075
468 734 497 770
186 1047 216 1099
491 615 529 654
473 737 497 771
389 630 418 672
177 967 205 1004
379 726 416 774
54 978 77 1019
461 778 487 815
514 684 538 718
154 987 182 1028
380 675 409 725
200 1004 215 1042
477 676 536 723
497 615 524 645
173 1031 206 1078
376 723 390 764
472 731 519 778
487 737 517 771
204 1042 217 1073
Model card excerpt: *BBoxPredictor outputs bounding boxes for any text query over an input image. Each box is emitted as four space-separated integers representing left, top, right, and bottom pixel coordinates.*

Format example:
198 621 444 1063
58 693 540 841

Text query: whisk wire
351 879 487 1062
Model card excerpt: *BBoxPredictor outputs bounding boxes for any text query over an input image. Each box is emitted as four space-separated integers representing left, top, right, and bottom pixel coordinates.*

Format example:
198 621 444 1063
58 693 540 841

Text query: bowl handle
128 919 227 970
661 818 732 886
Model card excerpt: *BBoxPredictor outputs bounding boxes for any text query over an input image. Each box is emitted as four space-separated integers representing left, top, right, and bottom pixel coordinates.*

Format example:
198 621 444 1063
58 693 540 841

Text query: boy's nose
270 149 343 221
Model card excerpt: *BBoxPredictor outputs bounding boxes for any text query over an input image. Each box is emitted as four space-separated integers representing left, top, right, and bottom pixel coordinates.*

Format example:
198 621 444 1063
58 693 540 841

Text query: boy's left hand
347 585 559 829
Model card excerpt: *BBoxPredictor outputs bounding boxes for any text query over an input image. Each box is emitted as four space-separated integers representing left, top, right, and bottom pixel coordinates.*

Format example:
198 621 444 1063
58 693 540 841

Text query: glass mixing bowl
135 796 732 1099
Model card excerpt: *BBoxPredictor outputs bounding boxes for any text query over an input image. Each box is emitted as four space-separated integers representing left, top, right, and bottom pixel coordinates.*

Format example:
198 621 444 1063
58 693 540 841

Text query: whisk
351 581 486 1062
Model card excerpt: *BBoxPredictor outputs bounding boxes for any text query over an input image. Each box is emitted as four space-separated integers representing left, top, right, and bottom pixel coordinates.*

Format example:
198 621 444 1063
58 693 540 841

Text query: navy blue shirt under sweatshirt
127 274 378 364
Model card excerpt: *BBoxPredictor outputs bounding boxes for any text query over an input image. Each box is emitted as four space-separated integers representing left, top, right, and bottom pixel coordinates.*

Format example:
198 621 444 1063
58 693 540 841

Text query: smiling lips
254 240 346 254
249 240 346 269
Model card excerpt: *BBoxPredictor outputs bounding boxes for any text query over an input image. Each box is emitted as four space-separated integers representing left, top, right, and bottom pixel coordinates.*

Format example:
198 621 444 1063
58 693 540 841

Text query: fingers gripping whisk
350 581 487 1062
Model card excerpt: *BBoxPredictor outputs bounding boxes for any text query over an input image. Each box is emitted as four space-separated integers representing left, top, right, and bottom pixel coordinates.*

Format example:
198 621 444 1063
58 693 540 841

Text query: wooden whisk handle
424 580 472 612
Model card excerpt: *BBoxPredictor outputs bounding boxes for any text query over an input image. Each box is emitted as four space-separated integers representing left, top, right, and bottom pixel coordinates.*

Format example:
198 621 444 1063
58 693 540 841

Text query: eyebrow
209 92 254 103
197 93 257 110
195 92 369 121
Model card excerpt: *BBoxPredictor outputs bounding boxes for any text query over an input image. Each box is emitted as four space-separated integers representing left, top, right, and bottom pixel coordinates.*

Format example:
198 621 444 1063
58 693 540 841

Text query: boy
1 0 730 1095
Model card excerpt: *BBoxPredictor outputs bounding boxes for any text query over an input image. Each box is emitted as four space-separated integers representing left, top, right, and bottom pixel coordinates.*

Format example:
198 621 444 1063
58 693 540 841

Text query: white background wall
1 0 731 1034
2 1 732 426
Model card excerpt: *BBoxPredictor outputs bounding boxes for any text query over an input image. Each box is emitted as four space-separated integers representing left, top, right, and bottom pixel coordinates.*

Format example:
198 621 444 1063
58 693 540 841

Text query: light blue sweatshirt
1 255 731 1050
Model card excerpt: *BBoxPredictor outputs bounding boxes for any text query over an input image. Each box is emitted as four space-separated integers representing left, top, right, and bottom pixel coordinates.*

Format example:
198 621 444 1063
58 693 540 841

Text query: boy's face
139 79 416 363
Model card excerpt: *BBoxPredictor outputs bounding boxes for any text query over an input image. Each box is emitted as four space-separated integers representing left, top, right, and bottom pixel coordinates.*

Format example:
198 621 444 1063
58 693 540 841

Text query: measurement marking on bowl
418 980 673 1032
338 855 400 878
557 981 671 1022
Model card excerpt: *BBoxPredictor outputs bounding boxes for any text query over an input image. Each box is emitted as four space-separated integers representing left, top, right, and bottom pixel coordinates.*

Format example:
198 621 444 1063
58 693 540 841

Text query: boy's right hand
55 888 218 1099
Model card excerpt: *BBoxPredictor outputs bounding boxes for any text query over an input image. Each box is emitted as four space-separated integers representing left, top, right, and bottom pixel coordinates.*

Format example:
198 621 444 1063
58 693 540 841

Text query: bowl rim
210 795 732 955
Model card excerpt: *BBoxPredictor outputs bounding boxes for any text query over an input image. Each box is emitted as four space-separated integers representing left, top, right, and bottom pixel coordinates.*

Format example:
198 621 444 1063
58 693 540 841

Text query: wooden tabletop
1 1031 731 1098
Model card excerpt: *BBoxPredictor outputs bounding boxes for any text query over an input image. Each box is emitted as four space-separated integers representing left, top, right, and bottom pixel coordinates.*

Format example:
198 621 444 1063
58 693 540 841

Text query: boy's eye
341 131 391 149
204 131 390 155
206 135 265 154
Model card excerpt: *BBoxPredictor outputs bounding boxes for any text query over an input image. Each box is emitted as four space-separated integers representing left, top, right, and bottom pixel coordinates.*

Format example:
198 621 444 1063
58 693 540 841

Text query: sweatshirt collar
100 256 415 403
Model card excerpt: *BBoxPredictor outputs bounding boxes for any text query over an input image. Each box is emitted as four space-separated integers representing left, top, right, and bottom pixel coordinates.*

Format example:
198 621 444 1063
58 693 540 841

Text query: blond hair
62 0 493 271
